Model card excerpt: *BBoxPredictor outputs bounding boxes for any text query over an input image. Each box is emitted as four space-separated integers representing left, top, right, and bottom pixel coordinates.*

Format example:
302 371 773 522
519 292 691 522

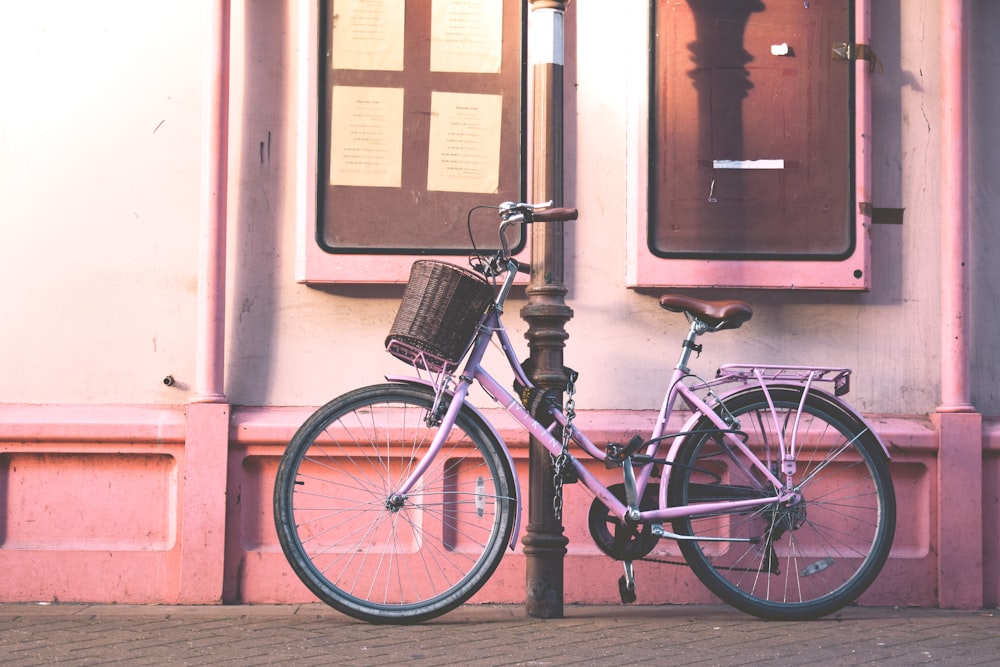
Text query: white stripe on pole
528 8 564 66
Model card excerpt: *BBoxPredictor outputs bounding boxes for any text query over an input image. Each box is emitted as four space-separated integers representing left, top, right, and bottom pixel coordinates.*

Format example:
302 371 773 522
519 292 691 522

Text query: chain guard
587 483 661 561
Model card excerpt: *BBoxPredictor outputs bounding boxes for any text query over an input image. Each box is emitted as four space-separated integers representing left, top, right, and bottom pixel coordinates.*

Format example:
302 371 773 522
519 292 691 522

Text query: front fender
385 374 523 551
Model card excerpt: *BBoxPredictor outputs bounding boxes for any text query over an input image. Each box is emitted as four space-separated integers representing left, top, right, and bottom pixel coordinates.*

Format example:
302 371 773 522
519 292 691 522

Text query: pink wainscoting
0 405 187 603
223 407 946 608
982 424 1000 607
0 404 989 608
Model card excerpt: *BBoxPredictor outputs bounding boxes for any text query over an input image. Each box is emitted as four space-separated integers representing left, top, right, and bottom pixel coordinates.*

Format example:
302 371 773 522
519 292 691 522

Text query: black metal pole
521 0 571 619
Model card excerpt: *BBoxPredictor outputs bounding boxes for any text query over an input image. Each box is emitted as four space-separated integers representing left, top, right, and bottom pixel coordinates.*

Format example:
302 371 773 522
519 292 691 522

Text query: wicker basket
385 260 494 371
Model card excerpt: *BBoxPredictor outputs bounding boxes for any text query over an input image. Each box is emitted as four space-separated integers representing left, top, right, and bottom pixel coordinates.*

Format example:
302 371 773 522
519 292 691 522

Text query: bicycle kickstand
617 441 641 604
619 561 637 604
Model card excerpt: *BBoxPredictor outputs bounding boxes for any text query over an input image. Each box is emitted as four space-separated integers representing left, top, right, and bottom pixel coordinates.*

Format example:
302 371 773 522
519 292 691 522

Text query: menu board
318 0 526 254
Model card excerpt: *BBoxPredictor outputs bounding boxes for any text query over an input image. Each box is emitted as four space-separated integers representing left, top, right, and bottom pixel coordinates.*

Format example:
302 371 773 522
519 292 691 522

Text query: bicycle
274 201 896 624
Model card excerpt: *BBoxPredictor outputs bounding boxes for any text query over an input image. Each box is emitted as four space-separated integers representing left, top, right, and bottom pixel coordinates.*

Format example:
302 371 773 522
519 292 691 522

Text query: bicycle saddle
659 294 753 330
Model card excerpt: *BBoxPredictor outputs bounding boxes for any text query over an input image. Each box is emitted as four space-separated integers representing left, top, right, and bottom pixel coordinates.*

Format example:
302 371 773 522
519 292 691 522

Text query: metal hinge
832 42 880 72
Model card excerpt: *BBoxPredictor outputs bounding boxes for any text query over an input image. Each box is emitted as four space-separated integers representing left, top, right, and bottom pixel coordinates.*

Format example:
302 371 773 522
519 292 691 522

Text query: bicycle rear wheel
668 385 895 620
274 383 517 624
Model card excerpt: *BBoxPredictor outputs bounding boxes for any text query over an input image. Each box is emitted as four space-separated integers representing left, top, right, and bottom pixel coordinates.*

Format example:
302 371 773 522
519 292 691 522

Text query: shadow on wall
968 0 1000 412
868 0 911 306
226 1 288 406
683 0 764 249
222 1 291 604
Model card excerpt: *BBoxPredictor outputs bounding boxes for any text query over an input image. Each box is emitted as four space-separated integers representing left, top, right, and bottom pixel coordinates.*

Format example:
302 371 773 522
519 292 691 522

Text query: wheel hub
385 494 406 512
765 492 807 539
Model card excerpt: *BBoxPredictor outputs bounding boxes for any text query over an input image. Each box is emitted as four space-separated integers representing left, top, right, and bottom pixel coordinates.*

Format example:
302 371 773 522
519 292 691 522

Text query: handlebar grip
516 260 531 275
531 207 578 223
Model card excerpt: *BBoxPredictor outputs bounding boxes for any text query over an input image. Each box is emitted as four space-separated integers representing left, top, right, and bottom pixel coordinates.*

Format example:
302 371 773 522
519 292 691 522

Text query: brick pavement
0 603 997 666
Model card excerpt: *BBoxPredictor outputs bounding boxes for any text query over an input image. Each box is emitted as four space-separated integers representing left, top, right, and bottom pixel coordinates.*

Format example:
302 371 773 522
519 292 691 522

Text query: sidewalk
1 603 997 666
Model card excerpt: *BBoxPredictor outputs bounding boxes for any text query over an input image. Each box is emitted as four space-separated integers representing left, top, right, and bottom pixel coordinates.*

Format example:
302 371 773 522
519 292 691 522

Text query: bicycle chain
638 554 688 567
635 551 780 574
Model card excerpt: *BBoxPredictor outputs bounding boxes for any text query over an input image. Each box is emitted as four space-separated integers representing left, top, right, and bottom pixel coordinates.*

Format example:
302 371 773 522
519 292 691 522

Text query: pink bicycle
274 201 896 624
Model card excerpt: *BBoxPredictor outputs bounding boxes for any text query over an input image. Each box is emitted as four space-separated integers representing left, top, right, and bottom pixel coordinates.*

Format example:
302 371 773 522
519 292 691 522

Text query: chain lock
550 371 577 522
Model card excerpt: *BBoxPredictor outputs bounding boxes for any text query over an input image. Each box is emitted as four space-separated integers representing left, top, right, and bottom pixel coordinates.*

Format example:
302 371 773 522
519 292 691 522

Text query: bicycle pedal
618 575 637 604
623 434 646 456
618 561 637 604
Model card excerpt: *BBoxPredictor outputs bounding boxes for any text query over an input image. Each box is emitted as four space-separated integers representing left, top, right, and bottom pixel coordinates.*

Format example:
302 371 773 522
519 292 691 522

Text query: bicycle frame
386 260 886 549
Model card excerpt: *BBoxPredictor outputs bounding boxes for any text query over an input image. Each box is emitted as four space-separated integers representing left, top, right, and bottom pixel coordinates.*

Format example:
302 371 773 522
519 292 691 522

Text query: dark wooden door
651 0 853 259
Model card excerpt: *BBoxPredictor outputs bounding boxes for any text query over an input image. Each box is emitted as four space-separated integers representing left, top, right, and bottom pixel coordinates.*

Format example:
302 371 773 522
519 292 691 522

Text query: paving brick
0 604 997 666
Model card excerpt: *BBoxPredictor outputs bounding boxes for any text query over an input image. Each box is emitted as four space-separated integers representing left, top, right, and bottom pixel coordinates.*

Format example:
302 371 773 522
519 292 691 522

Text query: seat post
676 320 704 373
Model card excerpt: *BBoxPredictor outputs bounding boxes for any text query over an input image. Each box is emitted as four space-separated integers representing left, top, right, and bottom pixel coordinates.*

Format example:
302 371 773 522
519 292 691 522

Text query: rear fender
711 383 891 459
660 382 891 511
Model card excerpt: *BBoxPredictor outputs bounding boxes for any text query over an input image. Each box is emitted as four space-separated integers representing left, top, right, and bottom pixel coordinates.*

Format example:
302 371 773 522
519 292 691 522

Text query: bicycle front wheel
274 383 517 624
668 386 895 620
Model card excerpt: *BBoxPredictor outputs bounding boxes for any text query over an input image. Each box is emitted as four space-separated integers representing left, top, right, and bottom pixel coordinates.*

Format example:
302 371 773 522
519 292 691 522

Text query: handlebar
497 200 578 224
529 207 579 223
482 201 578 277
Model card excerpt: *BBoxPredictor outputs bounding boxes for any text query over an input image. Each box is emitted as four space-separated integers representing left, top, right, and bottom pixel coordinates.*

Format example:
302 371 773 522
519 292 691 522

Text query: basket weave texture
386 260 494 368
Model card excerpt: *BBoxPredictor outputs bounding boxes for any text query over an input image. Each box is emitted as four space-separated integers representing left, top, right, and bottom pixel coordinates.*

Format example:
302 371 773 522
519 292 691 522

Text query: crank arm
651 523 759 543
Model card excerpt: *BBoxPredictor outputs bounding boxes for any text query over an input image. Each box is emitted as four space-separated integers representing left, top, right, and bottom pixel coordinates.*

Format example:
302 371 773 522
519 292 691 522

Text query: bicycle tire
667 385 895 620
274 383 517 624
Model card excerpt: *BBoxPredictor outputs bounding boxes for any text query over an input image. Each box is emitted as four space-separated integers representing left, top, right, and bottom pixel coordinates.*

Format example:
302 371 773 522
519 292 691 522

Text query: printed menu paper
430 0 503 73
426 91 502 193
329 85 405 188
331 0 406 71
